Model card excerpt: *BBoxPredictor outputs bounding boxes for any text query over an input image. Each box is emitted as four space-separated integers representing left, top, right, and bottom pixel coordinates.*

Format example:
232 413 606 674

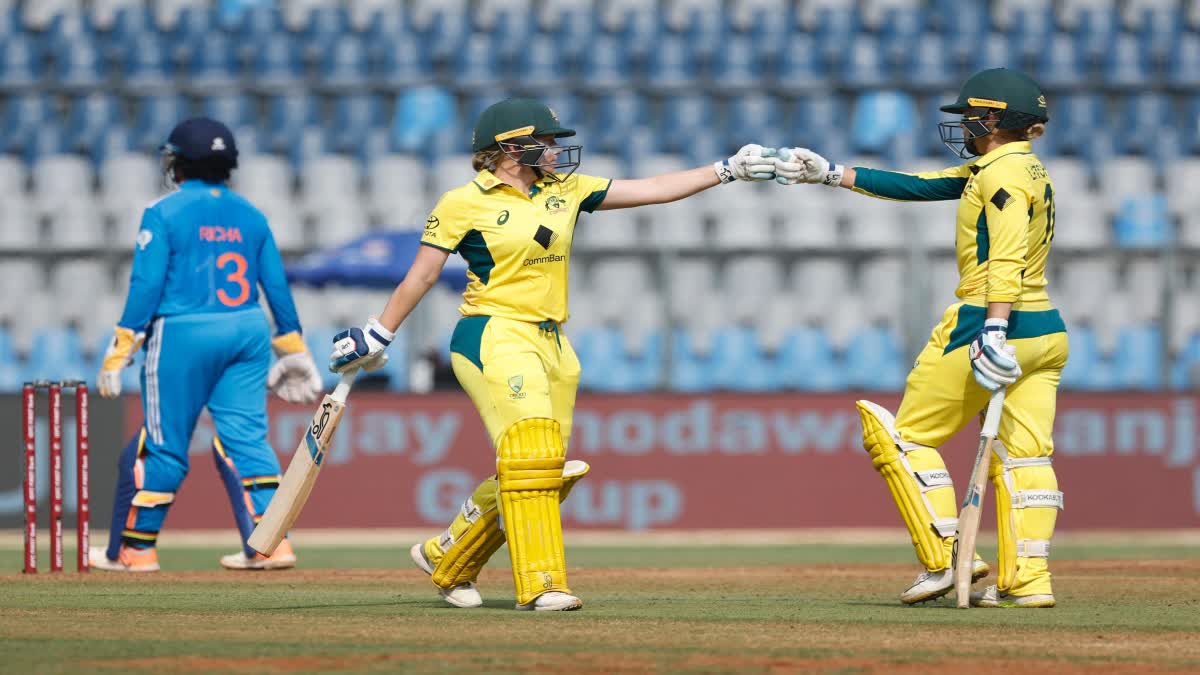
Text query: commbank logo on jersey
544 195 569 215
533 224 559 249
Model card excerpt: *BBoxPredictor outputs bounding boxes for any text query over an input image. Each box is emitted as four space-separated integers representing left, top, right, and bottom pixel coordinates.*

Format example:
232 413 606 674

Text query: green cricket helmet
471 98 581 181
938 68 1050 159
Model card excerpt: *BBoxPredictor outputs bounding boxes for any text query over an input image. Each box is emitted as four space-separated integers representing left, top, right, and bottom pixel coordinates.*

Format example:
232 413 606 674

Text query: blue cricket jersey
118 180 301 335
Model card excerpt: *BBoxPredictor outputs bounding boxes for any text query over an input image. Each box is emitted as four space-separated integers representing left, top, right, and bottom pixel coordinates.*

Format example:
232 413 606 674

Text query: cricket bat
248 368 358 556
954 388 1006 609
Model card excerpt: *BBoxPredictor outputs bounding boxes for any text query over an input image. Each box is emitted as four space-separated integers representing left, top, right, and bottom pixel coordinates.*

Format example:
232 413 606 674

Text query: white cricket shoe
970 585 1056 608
89 545 160 572
410 543 483 609
900 559 990 605
516 591 583 612
220 539 296 570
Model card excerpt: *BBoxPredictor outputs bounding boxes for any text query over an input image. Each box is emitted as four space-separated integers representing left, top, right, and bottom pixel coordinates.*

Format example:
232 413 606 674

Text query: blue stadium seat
262 93 319 154
551 8 595 62
773 35 827 93
1103 34 1152 90
645 35 699 93
1073 5 1120 67
188 32 241 92
1035 33 1086 90
679 6 727 63
1114 324 1163 390
879 6 927 72
248 34 304 94
169 5 217 45
389 87 457 155
419 8 470 64
1170 335 1200 390
453 34 503 90
1114 195 1171 248
1059 326 1113 391
201 93 257 130
0 328 22 393
26 328 89 384
120 34 174 94
0 5 18 37
62 94 120 155
512 35 568 92
776 327 846 391
326 94 382 156
710 327 778 392
575 327 662 392
364 5 412 50
1117 94 1171 156
232 3 284 42
812 6 860 68
131 94 190 152
591 92 650 156
51 32 106 91
744 2 792 61
372 35 432 91
844 327 906 391
1009 5 1056 62
303 5 354 64
581 35 632 93
726 95 784 149
668 330 715 392
0 94 51 155
841 35 887 89
905 35 956 91
91 126 134 167
1166 33 1200 89
710 35 761 92
0 34 42 91
1052 93 1105 157
850 91 917 155
317 34 370 91
487 7 534 63
789 96 848 157
619 8 664 64
1183 96 1200 155
1135 6 1184 69
22 126 66 165
108 5 156 45
660 95 716 155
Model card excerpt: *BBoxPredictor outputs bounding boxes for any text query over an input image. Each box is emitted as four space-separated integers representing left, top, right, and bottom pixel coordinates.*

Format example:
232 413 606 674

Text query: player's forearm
598 167 719 210
377 274 437 333
848 167 967 201
986 301 1013 321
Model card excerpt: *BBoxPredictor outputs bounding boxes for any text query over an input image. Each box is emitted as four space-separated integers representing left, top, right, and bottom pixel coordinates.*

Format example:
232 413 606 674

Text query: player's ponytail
471 148 504 172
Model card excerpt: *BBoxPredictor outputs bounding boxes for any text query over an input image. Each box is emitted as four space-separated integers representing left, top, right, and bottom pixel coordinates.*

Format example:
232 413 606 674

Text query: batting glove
773 147 845 187
969 319 1022 392
97 325 145 399
329 317 393 374
714 144 778 183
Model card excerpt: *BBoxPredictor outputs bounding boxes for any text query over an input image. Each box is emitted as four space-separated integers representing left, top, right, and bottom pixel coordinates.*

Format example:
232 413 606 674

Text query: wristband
365 317 395 345
713 159 736 184
821 163 846 187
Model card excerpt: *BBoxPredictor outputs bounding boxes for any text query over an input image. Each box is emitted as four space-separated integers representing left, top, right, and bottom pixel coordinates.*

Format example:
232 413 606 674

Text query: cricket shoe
220 539 297 570
410 542 483 609
970 585 1056 608
900 559 990 605
89 545 160 572
516 591 583 612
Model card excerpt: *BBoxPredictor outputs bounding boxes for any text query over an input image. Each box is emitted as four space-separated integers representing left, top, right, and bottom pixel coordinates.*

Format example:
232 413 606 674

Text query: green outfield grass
2 541 1199 673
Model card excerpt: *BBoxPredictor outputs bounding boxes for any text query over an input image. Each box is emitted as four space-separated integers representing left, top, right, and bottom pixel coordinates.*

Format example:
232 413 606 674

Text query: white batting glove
268 351 324 404
969 319 1022 392
774 147 845 187
329 317 393 374
713 144 778 183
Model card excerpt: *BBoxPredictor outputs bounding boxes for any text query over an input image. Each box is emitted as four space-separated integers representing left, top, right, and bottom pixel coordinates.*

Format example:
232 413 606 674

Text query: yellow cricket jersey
852 141 1056 311
420 170 612 323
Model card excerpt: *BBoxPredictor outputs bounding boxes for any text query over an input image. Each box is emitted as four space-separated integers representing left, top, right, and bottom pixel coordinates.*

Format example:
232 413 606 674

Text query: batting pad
427 460 590 589
497 417 569 605
858 400 958 571
989 441 1062 596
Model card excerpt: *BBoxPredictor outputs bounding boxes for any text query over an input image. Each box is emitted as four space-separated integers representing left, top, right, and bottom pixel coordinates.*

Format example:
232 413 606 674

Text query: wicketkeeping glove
773 147 845 187
969 319 1022 392
97 325 145 399
329 317 393 374
713 144 778 183
267 332 323 404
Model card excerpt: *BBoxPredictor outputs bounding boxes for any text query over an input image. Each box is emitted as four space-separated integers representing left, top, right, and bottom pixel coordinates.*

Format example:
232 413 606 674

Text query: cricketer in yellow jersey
328 97 779 611
776 68 1066 608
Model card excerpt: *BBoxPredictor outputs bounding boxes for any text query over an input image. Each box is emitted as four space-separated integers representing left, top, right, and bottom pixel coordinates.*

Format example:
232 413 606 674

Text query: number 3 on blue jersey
216 252 250 307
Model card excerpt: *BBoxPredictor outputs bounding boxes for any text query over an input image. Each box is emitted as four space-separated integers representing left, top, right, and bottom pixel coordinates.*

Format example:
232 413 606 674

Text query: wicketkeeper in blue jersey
90 118 323 572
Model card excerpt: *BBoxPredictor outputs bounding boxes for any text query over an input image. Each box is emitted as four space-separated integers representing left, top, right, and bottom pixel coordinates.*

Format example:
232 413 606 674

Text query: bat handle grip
980 389 1006 439
331 368 359 404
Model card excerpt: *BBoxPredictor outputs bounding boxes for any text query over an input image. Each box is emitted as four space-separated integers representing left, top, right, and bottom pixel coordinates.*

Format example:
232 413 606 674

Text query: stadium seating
0 0 1194 394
